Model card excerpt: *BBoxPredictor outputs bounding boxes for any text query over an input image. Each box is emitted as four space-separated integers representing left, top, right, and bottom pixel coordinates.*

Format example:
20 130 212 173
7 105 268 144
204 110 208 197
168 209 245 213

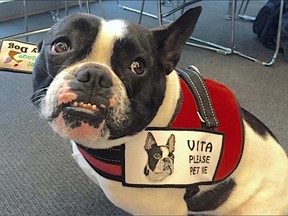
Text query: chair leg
232 0 284 65
117 0 158 22
23 0 28 41
227 0 237 19
64 0 68 16
98 0 106 18
242 0 250 15
237 0 244 15
237 0 255 21
238 0 250 16
181 0 186 14
139 0 145 24
157 0 163 26
86 0 91 13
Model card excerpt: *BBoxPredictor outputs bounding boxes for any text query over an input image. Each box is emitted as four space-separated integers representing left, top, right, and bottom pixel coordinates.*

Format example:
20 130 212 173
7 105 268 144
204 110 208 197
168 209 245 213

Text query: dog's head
31 7 201 148
144 132 175 182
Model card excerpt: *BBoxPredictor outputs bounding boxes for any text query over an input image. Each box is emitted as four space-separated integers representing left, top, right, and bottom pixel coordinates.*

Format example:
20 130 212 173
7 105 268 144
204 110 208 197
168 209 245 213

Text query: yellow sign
0 40 39 73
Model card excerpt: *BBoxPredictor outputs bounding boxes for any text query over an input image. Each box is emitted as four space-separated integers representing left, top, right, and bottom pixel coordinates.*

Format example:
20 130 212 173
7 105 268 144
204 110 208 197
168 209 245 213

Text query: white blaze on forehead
160 146 170 157
90 19 127 65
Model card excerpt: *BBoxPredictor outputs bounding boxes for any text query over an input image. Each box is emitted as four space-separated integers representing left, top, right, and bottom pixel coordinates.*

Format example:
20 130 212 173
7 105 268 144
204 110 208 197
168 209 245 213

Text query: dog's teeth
92 105 97 111
71 101 98 111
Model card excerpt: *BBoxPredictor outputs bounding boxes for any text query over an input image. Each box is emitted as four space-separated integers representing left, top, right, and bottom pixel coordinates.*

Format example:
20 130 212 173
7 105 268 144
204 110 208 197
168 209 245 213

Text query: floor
0 1 287 215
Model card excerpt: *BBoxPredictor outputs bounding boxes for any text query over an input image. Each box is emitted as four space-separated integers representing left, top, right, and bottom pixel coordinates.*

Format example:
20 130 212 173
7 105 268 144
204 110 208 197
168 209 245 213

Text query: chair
117 0 233 54
228 0 284 66
117 0 285 66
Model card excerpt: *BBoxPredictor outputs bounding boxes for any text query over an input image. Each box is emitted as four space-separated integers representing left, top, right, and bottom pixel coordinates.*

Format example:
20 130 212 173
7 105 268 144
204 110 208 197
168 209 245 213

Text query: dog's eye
51 41 70 53
154 153 161 160
129 58 145 75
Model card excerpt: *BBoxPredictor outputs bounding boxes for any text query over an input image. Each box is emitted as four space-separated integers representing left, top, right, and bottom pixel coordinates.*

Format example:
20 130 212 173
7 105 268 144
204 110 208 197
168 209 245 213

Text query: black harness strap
176 67 219 129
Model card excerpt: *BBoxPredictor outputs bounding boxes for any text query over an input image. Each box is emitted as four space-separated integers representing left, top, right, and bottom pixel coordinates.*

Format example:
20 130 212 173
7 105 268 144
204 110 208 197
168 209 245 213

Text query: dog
32 6 288 215
144 132 175 182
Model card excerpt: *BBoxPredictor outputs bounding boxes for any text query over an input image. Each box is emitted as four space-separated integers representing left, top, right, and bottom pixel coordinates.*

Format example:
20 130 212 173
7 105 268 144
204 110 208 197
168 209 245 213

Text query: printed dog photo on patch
144 132 175 182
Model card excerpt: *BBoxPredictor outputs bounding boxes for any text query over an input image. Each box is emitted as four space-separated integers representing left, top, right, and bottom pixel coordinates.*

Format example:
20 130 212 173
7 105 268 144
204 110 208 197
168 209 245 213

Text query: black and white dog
144 132 175 182
32 6 288 215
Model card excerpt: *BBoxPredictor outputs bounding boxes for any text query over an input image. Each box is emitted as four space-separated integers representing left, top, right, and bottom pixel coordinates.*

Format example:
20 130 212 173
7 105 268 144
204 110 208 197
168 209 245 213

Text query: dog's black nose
76 67 113 89
163 158 170 163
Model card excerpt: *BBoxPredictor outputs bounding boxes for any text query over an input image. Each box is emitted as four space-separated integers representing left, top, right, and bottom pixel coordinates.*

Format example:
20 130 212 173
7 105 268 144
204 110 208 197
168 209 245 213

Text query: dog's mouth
163 163 172 172
51 99 109 129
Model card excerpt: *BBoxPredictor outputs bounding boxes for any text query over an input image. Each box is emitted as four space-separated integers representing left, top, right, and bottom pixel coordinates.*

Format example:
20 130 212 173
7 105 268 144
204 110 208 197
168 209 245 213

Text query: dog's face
144 132 175 182
31 7 201 148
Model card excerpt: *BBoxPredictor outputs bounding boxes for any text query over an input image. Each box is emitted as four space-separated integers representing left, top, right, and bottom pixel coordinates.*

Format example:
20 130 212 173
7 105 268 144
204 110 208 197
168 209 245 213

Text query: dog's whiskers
119 78 132 90
18 87 48 122
23 87 48 109
40 66 55 81
21 97 43 119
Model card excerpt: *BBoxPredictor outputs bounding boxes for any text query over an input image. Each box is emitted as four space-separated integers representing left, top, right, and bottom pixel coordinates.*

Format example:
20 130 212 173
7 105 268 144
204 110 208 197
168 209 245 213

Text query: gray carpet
1 1 287 215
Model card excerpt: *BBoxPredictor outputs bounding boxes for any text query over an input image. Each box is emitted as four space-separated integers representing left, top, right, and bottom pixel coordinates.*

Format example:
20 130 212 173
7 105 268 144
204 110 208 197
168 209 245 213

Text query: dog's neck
149 70 181 127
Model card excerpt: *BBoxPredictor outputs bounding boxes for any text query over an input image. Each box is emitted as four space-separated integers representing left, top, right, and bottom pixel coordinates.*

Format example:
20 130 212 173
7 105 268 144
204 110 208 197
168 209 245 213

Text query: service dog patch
124 129 224 187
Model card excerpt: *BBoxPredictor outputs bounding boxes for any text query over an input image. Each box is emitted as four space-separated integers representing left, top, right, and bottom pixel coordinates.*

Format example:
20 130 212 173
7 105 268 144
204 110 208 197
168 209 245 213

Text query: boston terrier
32 6 288 215
144 132 175 182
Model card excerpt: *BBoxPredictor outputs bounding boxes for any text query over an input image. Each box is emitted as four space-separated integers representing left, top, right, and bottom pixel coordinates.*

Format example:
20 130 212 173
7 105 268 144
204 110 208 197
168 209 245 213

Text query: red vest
171 78 244 182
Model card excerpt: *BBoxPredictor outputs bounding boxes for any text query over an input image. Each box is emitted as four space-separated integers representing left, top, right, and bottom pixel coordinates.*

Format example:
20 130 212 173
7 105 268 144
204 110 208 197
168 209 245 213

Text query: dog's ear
151 6 202 74
166 134 175 153
144 166 149 176
37 41 43 52
144 132 157 150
